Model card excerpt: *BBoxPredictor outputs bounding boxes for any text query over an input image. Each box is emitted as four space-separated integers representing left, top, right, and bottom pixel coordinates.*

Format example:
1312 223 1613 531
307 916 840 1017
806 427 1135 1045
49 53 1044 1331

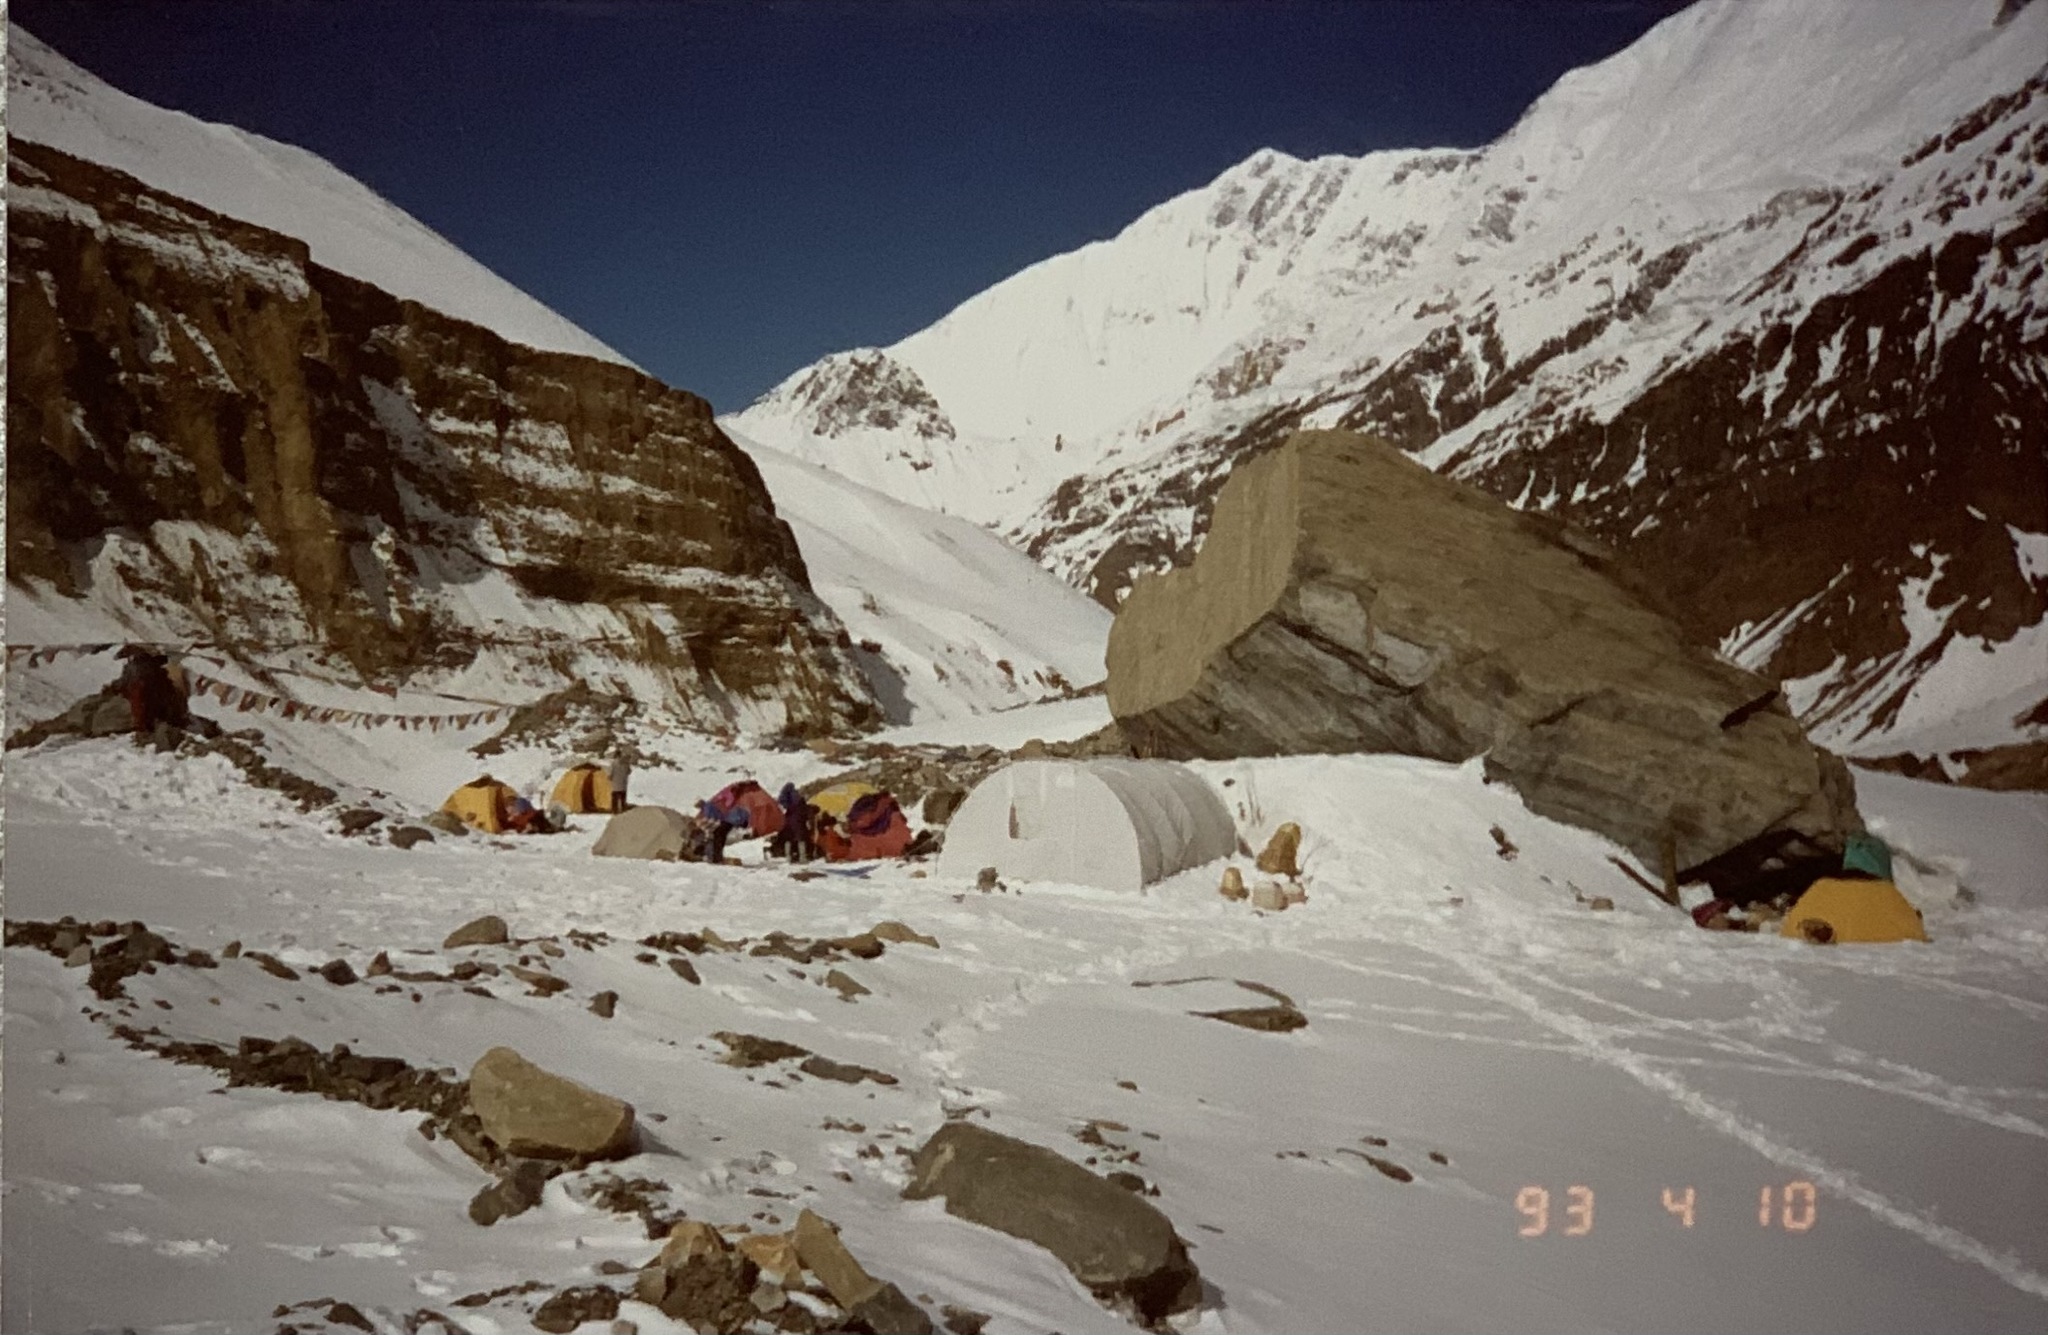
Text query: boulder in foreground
468 1046 636 1161
1107 430 1863 898
902 1122 1201 1321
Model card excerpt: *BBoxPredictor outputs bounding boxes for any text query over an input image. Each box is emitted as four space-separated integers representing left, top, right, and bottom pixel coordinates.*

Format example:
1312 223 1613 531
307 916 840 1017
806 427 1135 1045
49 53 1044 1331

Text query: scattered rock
1341 1150 1413 1183
1196 1004 1308 1032
798 1055 898 1086
1219 866 1248 900
941 1303 991 1335
834 932 886 960
851 1282 935 1335
1586 896 1615 912
793 1208 880 1309
338 807 384 835
667 957 702 986
64 944 92 968
637 1225 761 1330
1106 1170 1158 1196
532 1285 622 1334
317 959 358 986
921 789 966 826
467 1158 556 1226
425 810 469 836
389 825 435 850
590 990 619 1019
468 1046 637 1161
901 1123 1201 1322
324 1301 375 1332
223 940 243 959
736 1231 802 1286
824 969 871 1001
1489 825 1520 861
509 965 569 995
366 951 392 976
444 915 511 949
1429 1150 1450 1165
1250 881 1289 912
712 1032 812 1067
870 920 938 948
1255 823 1302 878
247 951 300 981
975 867 1000 893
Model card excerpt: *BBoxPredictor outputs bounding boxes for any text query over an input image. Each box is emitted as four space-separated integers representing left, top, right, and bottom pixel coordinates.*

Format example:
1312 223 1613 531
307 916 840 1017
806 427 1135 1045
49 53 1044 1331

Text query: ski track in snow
1445 952 2048 1301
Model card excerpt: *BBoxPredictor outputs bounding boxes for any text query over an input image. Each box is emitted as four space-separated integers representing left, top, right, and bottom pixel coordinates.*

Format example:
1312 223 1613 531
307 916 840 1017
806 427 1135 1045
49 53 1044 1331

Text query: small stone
975 866 999 893
1256 823 1302 877
509 965 569 995
222 940 242 959
736 1232 802 1285
1586 896 1615 911
64 944 92 968
1197 1004 1308 1032
751 1282 789 1314
590 990 619 1019
667 957 701 986
835 932 885 960
941 1303 991 1335
531 1284 621 1334
388 825 435 850
850 1281 934 1335
870 921 938 948
610 1322 637 1335
337 807 384 835
467 1158 554 1225
315 959 356 986
660 1220 730 1266
444 915 510 949
247 951 299 980
366 951 392 976
793 1209 880 1308
1116 1079 1138 1092
1219 867 1248 900
325 1301 374 1332
1251 881 1289 911
824 969 870 1001
425 809 469 836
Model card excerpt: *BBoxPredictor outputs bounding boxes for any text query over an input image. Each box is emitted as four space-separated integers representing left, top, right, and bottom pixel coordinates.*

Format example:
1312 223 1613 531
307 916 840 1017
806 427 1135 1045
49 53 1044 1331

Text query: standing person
772 783 817 863
117 647 184 733
696 801 746 864
607 753 631 814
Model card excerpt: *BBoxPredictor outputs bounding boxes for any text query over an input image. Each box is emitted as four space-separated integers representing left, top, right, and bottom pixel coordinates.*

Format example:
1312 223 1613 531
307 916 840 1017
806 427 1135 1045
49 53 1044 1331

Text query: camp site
5 4 2047 1334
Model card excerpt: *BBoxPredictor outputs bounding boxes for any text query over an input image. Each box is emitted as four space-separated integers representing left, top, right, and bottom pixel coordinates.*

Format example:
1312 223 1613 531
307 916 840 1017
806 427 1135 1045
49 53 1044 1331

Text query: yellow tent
811 780 880 818
550 763 615 814
1781 878 1928 944
442 776 520 834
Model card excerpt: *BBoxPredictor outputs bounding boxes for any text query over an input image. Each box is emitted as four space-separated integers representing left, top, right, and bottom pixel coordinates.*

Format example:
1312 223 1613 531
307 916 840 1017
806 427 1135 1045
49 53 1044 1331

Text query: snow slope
6 27 635 367
730 427 1111 723
4 708 2046 1334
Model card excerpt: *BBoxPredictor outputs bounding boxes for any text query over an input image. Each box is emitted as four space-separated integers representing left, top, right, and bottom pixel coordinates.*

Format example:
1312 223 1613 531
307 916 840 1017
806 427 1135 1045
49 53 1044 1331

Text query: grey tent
593 804 692 860
936 759 1236 893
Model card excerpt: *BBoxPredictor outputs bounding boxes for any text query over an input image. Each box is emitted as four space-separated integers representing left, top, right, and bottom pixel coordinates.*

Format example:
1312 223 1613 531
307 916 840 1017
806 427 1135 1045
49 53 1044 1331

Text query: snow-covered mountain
733 0 2048 771
6 30 633 367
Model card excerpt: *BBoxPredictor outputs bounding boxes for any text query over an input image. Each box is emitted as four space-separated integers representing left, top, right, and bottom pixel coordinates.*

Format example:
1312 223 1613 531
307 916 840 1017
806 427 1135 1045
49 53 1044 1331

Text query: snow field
4 717 2045 1333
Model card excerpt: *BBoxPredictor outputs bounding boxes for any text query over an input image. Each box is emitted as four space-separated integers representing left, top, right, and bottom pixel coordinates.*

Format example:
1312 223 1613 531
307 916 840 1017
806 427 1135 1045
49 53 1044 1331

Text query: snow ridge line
1453 954 2048 1302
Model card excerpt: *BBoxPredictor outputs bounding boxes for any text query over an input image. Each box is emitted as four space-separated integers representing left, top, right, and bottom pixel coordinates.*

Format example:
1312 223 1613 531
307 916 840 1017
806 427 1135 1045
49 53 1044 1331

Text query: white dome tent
938 759 1237 893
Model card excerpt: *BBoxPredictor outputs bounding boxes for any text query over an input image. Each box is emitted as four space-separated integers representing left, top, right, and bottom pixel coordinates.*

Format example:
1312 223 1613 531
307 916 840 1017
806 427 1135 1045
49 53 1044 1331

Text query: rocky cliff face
1109 431 1864 896
7 141 878 735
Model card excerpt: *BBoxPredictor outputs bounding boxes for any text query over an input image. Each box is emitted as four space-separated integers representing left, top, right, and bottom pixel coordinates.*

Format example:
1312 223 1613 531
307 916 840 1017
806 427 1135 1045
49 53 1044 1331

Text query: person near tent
694 799 750 864
504 794 547 834
607 753 631 814
768 782 818 863
117 646 188 734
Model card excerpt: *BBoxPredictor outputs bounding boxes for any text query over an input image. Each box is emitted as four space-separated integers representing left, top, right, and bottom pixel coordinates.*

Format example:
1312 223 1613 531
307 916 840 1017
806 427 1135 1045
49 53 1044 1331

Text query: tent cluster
440 776 553 835
589 776 916 865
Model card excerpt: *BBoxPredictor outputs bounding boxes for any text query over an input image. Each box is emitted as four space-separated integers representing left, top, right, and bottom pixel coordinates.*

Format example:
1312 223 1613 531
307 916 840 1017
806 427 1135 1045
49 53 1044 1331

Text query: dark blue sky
18 0 1689 412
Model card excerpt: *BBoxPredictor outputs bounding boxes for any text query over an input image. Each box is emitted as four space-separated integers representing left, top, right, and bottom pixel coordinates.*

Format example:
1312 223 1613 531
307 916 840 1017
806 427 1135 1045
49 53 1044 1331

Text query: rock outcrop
1108 430 1863 896
467 1046 636 1161
6 141 878 736
901 1123 1202 1323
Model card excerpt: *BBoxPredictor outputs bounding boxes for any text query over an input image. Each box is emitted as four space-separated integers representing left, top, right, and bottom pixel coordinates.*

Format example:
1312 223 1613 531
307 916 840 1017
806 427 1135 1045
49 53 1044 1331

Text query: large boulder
901 1123 1201 1322
467 1047 636 1161
1108 431 1862 896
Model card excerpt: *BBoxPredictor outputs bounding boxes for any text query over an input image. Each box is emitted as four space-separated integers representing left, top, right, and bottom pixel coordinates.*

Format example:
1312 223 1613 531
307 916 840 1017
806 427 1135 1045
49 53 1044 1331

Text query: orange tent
550 763 615 814
1781 878 1928 944
441 776 520 834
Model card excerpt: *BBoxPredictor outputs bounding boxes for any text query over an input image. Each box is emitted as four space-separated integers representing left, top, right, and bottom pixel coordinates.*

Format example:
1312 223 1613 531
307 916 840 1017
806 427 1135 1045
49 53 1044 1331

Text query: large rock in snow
901 1123 1201 1322
1107 430 1863 894
467 1047 636 1161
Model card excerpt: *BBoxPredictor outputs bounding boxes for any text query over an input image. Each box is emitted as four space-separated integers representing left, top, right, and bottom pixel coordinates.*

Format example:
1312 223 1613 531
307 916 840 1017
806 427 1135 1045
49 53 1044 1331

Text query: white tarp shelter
938 759 1237 893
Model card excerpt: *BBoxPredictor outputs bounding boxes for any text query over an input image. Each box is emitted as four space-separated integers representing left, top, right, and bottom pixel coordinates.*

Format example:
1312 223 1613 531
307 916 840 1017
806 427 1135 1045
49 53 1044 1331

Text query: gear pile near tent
938 759 1236 893
593 805 693 861
550 763 615 814
820 790 913 861
441 777 521 834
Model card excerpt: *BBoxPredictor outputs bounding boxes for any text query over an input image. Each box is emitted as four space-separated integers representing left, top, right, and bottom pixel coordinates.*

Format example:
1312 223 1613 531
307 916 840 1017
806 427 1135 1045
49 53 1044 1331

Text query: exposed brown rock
444 916 510 949
467 1046 636 1161
1109 431 1864 898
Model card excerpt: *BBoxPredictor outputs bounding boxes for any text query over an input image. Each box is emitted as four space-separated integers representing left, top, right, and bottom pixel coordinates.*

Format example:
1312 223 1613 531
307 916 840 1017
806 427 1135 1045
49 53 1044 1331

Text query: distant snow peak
756 349 956 443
